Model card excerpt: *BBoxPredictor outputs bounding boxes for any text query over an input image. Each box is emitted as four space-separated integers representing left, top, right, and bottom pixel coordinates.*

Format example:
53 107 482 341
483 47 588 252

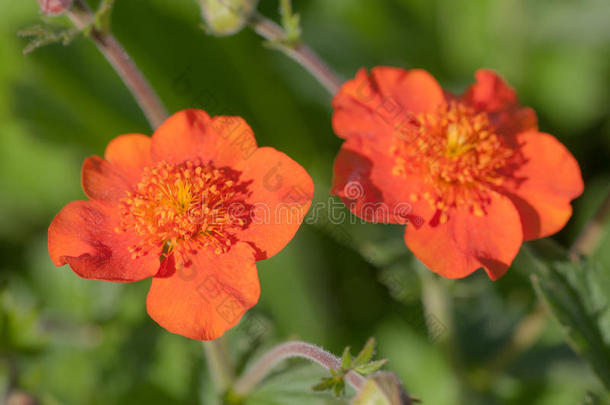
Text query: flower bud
352 372 416 405
38 0 72 16
199 0 258 36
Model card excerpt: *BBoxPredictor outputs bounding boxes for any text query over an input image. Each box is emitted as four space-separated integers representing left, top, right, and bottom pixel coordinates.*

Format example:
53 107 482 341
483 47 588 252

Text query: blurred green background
1 0 609 404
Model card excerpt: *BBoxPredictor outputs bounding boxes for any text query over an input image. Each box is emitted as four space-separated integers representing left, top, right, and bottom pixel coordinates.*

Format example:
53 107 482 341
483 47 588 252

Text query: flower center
392 101 513 223
116 160 250 263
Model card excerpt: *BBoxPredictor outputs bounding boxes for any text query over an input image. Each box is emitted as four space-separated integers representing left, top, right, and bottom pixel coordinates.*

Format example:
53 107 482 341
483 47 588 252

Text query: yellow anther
391 101 513 220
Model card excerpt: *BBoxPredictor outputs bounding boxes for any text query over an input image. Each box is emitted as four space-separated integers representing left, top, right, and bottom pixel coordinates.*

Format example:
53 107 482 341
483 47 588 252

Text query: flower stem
248 13 343 96
67 0 168 129
569 189 610 260
232 341 366 397
203 338 235 393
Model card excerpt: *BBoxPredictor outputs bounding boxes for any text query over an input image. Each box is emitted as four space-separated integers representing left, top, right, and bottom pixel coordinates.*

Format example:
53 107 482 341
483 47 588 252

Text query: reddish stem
66 0 168 129
249 13 343 95
232 341 366 396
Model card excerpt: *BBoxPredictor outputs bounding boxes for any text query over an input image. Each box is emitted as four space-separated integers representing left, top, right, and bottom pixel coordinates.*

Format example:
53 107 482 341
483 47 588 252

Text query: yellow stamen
392 101 514 222
116 160 250 264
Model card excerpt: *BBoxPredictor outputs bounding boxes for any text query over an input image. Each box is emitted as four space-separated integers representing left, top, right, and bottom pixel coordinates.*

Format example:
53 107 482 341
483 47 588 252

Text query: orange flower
49 109 313 340
331 68 583 280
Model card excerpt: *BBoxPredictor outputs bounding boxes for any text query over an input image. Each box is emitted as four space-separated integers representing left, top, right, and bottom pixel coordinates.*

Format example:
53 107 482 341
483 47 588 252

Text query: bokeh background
1 0 609 404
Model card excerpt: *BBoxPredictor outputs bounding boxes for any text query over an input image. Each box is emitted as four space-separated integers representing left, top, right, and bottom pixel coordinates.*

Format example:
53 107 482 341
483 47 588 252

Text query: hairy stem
248 13 342 95
569 189 610 260
203 339 235 393
67 0 168 129
232 341 366 397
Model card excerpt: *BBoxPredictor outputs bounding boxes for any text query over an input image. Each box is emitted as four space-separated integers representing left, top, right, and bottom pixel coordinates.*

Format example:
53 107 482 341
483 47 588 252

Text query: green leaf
18 24 80 54
353 359 388 376
279 0 301 45
93 0 115 34
524 244 610 390
312 375 346 398
342 346 352 370
353 338 376 367
333 378 346 397
311 377 335 392
246 363 345 405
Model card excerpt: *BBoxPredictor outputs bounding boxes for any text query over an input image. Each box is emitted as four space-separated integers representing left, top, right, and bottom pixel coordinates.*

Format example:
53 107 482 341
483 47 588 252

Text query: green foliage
18 0 116 55
93 0 116 34
525 243 610 390
313 338 388 397
1 0 609 403
18 23 80 54
242 363 346 405
279 0 301 46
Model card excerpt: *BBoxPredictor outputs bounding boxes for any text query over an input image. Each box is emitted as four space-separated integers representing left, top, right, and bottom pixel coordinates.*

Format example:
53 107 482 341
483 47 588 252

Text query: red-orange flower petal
403 192 523 280
146 242 260 341
370 67 445 114
105 134 153 186
464 69 518 112
331 68 445 224
462 69 537 138
48 200 159 281
151 109 257 167
332 67 444 141
234 147 314 260
331 136 432 225
82 135 153 202
81 156 130 202
502 131 584 240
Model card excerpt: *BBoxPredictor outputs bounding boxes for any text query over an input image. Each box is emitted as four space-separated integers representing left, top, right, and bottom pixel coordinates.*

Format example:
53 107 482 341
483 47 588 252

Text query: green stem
203 338 235 394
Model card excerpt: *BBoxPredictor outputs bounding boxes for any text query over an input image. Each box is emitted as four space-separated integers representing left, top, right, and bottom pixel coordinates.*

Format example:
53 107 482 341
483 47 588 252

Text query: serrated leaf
353 359 388 376
353 338 376 367
524 244 610 390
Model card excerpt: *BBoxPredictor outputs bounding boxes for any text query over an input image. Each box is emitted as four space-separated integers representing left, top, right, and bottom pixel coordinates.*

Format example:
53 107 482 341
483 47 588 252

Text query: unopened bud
199 0 258 36
38 0 73 16
352 372 417 405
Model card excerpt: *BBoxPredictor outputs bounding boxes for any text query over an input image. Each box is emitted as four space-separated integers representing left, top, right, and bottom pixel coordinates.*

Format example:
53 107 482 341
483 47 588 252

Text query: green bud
352 372 416 405
199 0 258 36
